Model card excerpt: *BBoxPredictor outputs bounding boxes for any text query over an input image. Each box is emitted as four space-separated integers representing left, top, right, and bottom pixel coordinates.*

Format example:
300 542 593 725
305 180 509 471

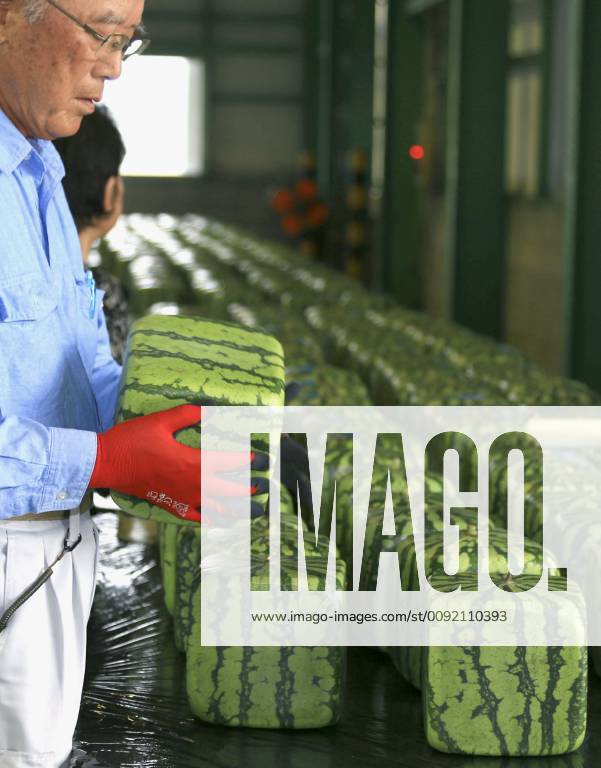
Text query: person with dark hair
55 105 129 364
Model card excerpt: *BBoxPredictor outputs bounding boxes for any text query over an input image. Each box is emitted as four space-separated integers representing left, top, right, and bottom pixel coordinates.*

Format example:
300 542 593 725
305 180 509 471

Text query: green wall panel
447 0 509 339
566 0 601 388
379 1 423 307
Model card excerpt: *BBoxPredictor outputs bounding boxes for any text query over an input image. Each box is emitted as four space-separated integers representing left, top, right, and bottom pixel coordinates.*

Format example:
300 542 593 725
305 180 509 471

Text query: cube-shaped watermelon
423 574 587 756
112 314 285 524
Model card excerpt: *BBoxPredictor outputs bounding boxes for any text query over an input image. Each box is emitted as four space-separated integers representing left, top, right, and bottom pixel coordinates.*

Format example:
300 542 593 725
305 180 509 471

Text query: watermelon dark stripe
128 344 284 381
124 354 284 380
157 522 178 615
465 646 508 751
540 647 562 752
228 646 252 724
125 342 283 374
130 317 286 348
173 525 201 652
276 646 295 727
130 331 285 366
119 379 282 403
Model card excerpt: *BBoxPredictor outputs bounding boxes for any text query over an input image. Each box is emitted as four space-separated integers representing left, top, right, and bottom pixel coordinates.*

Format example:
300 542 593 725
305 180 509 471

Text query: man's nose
92 51 123 81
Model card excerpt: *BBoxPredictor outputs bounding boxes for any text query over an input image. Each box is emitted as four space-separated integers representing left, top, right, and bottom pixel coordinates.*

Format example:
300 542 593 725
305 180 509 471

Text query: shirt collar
0 108 32 175
29 136 65 186
0 108 65 185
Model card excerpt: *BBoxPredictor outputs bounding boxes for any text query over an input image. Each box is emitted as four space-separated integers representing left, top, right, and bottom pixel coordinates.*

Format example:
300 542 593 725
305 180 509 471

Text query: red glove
89 405 264 523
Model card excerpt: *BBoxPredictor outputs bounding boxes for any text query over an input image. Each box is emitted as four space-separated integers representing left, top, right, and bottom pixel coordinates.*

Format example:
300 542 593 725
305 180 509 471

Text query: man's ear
97 174 124 237
103 175 119 214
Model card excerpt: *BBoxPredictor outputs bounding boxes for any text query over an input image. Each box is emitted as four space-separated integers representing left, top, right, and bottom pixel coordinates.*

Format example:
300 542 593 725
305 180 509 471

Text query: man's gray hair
22 0 47 23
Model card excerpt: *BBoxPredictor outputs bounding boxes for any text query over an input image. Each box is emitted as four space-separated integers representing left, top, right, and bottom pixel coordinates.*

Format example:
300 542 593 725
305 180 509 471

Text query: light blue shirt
0 108 121 517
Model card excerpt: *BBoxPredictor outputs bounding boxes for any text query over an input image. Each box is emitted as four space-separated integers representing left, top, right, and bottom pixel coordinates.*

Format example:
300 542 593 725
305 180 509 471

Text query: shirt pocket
0 273 94 427
0 273 58 322
0 274 61 414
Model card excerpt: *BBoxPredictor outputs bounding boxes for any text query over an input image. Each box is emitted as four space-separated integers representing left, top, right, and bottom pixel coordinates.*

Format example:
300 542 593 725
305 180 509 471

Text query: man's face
0 0 144 139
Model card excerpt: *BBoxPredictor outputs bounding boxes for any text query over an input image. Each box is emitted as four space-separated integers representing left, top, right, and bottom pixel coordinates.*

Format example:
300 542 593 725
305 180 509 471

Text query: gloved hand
89 405 266 523
279 434 313 511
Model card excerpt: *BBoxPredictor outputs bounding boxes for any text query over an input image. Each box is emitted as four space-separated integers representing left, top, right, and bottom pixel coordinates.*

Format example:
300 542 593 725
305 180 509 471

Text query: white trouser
0 508 98 768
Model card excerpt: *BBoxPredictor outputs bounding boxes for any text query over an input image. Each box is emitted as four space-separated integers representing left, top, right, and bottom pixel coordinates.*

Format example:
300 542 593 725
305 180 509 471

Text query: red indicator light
409 144 425 160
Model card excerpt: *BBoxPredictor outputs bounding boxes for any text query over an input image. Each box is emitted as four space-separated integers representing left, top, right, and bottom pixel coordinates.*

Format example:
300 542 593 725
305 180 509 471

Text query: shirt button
56 491 68 501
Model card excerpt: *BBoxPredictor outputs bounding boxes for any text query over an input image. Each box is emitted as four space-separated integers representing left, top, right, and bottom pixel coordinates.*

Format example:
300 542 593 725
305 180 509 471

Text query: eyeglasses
46 0 150 61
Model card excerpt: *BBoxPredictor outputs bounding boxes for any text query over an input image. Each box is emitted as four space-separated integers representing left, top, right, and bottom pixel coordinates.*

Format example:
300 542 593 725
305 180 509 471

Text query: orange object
271 187 295 214
282 213 304 237
295 178 318 202
306 202 329 229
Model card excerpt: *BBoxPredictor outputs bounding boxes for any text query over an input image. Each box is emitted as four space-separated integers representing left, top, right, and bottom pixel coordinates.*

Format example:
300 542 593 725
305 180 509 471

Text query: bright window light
101 56 205 177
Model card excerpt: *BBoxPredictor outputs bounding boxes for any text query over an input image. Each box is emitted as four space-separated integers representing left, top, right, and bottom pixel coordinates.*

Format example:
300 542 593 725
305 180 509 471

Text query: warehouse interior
108 0 601 388
68 0 601 765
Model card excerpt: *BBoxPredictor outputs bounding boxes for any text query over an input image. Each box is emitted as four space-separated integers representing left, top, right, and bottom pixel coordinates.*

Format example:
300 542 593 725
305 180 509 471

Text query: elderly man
0 1 246 765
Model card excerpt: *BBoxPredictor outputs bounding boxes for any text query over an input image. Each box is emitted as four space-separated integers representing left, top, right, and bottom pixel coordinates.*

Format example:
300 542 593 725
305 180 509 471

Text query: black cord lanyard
0 529 82 634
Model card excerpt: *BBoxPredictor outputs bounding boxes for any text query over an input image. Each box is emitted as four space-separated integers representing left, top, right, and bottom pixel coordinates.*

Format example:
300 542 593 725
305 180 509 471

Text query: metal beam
347 0 375 154
565 0 601 388
315 0 336 195
537 0 553 197
561 0 582 377
378 0 423 306
204 0 215 176
303 0 321 157
446 0 509 338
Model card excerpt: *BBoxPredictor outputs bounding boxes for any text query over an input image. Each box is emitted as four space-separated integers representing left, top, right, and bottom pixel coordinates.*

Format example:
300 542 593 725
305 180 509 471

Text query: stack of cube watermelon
114 313 347 730
104 212 598 751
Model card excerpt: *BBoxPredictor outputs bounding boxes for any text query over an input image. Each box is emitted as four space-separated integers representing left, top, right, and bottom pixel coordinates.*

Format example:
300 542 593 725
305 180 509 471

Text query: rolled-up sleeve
0 414 97 518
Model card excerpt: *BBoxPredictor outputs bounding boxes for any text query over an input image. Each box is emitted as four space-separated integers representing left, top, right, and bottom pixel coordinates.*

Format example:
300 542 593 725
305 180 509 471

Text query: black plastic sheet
71 513 600 767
